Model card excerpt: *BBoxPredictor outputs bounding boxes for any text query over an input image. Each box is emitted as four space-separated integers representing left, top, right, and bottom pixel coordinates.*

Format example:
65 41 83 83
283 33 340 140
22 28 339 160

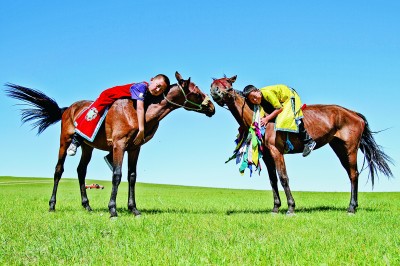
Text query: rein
163 83 210 111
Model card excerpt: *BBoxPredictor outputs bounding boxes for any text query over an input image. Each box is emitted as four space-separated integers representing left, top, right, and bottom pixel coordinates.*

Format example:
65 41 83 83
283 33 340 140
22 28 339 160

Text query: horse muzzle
201 95 216 117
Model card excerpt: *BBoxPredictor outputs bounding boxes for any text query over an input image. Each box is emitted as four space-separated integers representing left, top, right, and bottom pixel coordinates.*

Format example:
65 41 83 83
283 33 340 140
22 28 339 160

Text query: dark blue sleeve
130 83 148 101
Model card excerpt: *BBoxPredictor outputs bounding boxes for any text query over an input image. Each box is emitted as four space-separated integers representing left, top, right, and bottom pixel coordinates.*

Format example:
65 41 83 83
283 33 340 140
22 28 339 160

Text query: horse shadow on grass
140 205 377 215
53 205 378 216
226 205 378 215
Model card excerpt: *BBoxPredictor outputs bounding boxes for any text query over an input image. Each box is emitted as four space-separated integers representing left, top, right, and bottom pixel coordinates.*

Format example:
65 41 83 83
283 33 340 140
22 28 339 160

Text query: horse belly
85 124 111 151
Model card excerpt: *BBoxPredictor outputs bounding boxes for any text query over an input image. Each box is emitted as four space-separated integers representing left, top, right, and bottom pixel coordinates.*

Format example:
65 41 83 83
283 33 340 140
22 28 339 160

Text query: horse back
303 104 365 142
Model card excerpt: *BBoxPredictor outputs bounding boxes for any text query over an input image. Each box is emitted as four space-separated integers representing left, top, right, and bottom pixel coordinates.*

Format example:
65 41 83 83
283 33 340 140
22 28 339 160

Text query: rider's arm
260 108 282 126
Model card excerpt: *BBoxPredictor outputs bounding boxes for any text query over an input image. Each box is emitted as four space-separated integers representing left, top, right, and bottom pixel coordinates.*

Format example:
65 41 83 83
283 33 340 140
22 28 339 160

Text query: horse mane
234 88 244 97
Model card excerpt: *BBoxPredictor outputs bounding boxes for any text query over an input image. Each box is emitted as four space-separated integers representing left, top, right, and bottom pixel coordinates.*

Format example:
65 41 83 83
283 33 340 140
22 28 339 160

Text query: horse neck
226 94 254 128
146 84 182 122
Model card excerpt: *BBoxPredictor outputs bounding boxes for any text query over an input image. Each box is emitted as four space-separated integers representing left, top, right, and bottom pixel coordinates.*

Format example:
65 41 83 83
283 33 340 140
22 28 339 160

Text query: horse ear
175 71 183 82
227 75 237 84
182 77 191 90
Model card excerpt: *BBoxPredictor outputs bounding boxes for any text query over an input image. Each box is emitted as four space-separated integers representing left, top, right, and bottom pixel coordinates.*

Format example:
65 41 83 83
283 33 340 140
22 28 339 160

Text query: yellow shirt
260 84 304 132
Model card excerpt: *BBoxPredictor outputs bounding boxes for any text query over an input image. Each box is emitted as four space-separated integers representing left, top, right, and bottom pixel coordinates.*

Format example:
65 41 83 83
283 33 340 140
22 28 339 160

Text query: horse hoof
110 216 118 221
272 208 280 213
85 206 93 212
129 207 141 216
347 208 356 214
286 211 296 216
110 211 118 218
49 203 56 212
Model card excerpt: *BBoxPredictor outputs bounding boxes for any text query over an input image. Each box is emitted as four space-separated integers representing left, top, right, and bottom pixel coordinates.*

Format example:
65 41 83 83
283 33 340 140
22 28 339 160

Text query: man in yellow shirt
243 84 316 157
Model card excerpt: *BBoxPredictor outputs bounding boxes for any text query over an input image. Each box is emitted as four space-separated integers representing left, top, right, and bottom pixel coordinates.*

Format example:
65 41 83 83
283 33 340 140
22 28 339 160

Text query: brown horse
6 72 215 217
210 76 393 214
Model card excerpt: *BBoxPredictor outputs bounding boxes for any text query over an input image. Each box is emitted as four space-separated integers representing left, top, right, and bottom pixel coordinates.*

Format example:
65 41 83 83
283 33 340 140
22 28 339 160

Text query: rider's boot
298 119 316 157
67 133 82 156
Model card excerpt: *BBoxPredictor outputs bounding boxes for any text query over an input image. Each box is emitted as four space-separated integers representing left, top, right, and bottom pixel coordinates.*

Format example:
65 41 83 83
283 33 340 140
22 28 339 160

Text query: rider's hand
260 117 269 127
133 130 145 145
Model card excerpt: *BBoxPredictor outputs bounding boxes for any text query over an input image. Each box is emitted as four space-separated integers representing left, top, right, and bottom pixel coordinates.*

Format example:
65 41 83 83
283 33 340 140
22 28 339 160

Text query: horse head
210 75 254 127
163 71 215 117
210 75 241 107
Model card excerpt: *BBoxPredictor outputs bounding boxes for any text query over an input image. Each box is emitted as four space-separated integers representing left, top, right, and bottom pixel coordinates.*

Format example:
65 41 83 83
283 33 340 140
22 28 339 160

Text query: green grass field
0 176 399 265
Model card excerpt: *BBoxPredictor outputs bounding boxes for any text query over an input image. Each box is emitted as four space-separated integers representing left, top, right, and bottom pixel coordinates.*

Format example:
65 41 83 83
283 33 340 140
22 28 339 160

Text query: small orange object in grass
85 183 104 189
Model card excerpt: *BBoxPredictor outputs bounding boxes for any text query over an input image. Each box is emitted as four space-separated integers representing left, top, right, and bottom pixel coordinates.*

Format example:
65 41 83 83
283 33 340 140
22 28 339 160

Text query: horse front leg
127 148 141 216
269 146 296 215
108 140 125 218
77 144 94 211
263 150 281 213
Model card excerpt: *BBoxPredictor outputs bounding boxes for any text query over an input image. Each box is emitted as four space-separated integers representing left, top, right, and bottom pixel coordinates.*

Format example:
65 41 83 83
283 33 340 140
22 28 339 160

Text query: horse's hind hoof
286 211 296 216
129 207 141 217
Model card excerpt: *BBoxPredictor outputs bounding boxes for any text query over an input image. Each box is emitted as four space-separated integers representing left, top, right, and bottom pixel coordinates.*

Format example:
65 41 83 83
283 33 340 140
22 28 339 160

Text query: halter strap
163 83 210 111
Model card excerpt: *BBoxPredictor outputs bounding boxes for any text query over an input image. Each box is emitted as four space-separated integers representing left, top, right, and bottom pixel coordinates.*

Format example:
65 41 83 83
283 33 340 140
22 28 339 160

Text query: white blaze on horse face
202 95 211 106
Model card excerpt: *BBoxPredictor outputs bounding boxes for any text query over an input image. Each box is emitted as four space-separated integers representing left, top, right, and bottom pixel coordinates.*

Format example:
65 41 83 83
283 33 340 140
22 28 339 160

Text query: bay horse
210 75 393 214
5 71 215 217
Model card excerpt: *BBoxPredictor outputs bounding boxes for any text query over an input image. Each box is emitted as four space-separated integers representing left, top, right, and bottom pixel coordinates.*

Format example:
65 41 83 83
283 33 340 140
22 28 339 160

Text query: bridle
210 79 244 110
163 83 211 111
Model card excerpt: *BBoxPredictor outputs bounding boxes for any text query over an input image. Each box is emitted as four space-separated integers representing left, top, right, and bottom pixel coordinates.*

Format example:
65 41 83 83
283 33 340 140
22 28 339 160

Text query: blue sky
1 1 399 192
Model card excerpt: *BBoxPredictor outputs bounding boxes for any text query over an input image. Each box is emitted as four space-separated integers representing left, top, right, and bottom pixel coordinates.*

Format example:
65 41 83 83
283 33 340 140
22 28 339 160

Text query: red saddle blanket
74 84 134 141
74 103 109 142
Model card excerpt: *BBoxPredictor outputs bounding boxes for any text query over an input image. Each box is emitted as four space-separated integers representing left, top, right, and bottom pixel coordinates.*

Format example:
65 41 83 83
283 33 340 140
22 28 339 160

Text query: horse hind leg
77 144 94 211
329 138 359 213
49 134 71 211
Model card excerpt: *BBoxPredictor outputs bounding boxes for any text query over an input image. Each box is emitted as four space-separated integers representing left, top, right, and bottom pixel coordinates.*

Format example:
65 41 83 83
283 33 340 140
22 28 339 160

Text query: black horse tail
357 112 394 188
4 83 67 135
